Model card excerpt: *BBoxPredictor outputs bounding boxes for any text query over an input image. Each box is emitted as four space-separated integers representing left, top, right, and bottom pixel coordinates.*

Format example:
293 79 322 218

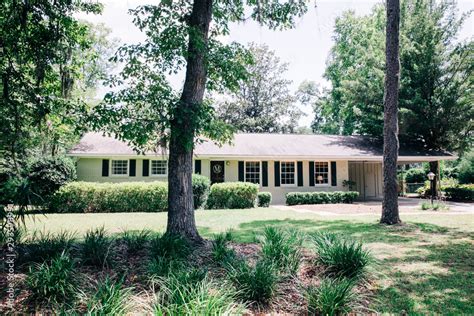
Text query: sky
78 0 474 127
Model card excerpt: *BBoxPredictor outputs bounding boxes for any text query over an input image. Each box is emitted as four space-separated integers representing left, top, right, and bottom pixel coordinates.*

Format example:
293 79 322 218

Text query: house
68 132 456 204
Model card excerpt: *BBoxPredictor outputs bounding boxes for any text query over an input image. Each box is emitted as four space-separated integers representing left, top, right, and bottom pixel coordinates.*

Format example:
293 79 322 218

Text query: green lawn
25 208 474 314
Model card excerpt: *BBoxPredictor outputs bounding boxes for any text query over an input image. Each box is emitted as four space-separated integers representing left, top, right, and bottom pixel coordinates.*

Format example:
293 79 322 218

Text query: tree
0 0 108 173
312 1 473 152
92 0 308 243
381 0 401 225
216 43 302 133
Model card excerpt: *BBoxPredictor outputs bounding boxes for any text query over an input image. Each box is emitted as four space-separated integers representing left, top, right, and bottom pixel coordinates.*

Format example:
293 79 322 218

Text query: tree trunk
381 0 401 225
166 0 213 243
429 161 439 197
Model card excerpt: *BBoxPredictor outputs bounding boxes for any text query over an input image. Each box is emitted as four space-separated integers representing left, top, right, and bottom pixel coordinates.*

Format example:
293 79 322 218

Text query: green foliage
82 227 113 268
444 184 474 201
27 157 77 204
149 233 191 261
286 191 359 205
23 231 76 264
404 168 427 183
192 174 211 209
257 192 272 207
211 232 236 264
306 277 357 316
119 229 151 255
420 201 449 211
308 1 473 152
26 253 78 305
260 227 303 276
311 232 372 279
207 182 259 209
86 277 133 315
458 151 474 184
148 257 186 277
227 259 278 305
216 43 302 133
48 181 168 213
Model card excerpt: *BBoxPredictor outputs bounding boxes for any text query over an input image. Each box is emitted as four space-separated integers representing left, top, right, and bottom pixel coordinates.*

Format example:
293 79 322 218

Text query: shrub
119 229 151 255
23 230 76 264
404 168 427 183
306 277 357 315
86 277 133 315
227 258 278 304
26 253 78 304
82 227 113 268
257 192 272 207
207 182 259 209
444 184 474 201
311 232 372 279
458 150 474 184
211 232 236 264
149 233 191 261
286 191 359 205
192 174 211 209
48 181 168 213
420 201 449 211
260 226 303 276
27 156 76 204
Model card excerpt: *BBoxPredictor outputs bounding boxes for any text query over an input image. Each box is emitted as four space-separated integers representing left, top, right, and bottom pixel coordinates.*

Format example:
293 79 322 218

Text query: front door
210 161 225 184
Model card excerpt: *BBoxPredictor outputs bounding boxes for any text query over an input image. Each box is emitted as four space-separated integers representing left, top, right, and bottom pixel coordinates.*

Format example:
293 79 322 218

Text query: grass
420 201 449 211
82 227 113 268
306 277 357 316
86 276 133 315
22 207 474 314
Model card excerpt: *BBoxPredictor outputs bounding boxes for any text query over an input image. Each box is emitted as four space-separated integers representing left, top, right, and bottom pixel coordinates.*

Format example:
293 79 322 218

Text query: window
151 160 167 175
314 161 329 185
280 161 296 185
245 161 260 184
111 160 128 175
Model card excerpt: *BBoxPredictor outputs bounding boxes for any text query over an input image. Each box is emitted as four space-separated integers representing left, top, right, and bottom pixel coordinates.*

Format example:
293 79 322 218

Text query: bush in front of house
206 182 259 209
458 150 474 184
285 191 359 205
257 192 272 207
444 184 474 201
48 181 168 213
404 168 426 183
192 174 211 209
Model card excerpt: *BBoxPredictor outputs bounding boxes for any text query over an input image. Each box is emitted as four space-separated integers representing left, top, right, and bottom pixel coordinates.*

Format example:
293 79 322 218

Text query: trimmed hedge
257 192 272 207
444 184 474 201
192 174 211 209
49 181 168 213
207 182 259 209
286 191 359 206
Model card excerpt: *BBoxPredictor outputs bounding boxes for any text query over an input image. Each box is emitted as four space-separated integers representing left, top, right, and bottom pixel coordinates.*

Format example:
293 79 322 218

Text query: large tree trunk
381 0 401 225
166 0 213 243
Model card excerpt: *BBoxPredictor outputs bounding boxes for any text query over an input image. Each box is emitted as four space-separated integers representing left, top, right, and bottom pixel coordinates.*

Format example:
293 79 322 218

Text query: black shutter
297 161 303 186
238 161 244 181
102 159 109 177
195 160 201 174
274 161 280 187
142 159 149 177
129 159 136 176
262 161 268 187
331 161 337 186
309 161 315 186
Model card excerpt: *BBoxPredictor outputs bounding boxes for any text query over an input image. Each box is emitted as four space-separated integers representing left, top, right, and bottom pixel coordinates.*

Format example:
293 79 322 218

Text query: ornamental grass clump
86 276 133 315
227 258 278 305
119 229 151 255
26 253 78 305
306 277 358 316
149 233 191 261
24 230 77 264
311 232 372 279
82 227 113 268
260 226 303 276
211 231 236 264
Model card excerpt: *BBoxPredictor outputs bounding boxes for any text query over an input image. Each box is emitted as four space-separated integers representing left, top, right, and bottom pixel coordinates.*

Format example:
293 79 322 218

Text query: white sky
78 0 474 127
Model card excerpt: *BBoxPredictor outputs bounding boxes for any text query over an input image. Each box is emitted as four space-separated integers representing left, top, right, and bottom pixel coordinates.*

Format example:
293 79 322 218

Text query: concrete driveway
275 197 474 216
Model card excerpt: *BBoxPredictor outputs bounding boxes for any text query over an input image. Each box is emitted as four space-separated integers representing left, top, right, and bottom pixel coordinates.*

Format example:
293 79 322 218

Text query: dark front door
210 161 225 184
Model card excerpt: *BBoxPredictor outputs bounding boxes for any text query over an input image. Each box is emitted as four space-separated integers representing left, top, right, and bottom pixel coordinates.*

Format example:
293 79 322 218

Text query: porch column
429 160 440 197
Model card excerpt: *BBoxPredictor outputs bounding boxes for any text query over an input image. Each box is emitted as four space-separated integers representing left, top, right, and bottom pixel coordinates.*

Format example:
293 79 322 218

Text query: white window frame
150 160 168 177
280 161 297 187
110 159 129 177
314 161 331 186
244 160 261 185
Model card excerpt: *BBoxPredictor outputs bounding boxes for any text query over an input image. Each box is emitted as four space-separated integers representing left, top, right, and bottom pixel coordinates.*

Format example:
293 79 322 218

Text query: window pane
245 161 260 184
314 161 329 184
151 160 167 175
281 161 295 185
111 160 128 175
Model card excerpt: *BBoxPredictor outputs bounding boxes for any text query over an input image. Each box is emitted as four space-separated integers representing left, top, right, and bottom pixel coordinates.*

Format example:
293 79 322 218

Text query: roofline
68 153 457 162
